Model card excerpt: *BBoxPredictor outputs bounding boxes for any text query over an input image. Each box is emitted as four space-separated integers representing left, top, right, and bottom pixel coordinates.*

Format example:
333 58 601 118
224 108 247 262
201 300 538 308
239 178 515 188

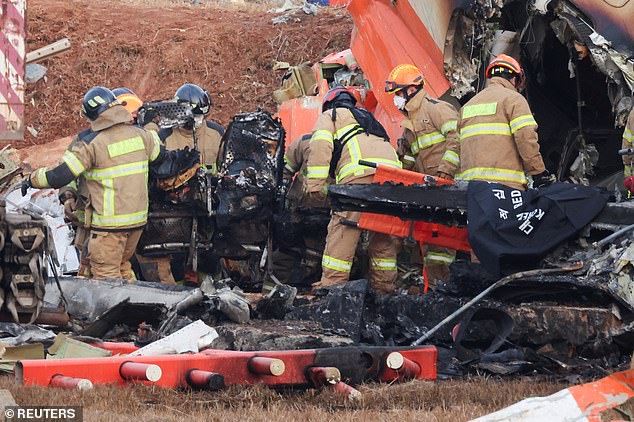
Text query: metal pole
411 262 583 346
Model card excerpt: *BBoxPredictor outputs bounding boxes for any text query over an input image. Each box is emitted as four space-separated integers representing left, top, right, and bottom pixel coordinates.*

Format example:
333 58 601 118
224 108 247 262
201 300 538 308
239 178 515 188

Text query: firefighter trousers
88 229 143 280
315 211 397 294
423 244 456 289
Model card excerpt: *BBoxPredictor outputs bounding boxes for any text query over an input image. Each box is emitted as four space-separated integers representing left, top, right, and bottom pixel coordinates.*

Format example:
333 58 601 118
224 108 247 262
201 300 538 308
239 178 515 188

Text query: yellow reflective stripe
312 130 334 144
462 167 527 184
442 150 460 166
335 124 362 139
626 165 633 176
462 102 498 119
203 163 217 175
411 142 420 155
403 154 416 164
62 151 86 177
624 129 633 143
107 136 145 158
426 252 455 265
84 161 148 180
417 131 445 150
306 166 330 179
460 123 512 141
370 258 397 271
91 210 148 227
284 154 297 173
150 132 161 162
102 179 115 216
322 255 352 272
509 114 537 134
440 120 458 136
32 168 50 188
75 209 86 224
336 158 402 184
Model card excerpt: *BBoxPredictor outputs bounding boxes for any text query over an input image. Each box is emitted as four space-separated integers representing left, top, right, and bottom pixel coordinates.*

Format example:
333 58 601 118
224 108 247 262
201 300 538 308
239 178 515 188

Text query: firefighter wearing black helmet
26 86 165 280
159 83 224 176
305 86 402 294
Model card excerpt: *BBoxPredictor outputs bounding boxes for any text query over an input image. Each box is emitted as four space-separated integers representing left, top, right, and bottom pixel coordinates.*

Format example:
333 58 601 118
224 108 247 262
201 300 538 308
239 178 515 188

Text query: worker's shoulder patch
77 128 98 144
300 133 312 142
157 127 173 142
206 120 225 136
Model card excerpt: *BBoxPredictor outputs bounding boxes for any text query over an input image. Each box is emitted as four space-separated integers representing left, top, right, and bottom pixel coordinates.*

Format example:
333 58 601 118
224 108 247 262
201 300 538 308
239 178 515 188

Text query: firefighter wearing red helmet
305 85 402 294
458 54 550 190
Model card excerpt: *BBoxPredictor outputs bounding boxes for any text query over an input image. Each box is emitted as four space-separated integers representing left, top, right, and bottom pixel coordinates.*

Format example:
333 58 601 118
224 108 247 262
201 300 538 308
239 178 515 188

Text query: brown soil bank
24 0 352 146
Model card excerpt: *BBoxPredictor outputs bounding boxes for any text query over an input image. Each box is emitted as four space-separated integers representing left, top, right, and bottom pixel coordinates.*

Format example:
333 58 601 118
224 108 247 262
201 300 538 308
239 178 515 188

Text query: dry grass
1 376 563 421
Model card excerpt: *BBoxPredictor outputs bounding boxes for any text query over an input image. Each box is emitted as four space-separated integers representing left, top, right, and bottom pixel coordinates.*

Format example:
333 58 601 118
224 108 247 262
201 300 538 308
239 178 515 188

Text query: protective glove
20 178 32 197
533 170 555 189
624 176 634 193
436 171 453 182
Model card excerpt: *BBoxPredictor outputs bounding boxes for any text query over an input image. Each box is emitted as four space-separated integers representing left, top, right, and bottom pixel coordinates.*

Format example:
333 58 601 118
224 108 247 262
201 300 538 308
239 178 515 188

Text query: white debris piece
129 320 219 356
5 188 79 274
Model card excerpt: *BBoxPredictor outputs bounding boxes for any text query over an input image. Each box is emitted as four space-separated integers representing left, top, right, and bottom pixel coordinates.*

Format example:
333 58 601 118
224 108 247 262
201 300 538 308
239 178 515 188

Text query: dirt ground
24 0 352 146
3 376 563 421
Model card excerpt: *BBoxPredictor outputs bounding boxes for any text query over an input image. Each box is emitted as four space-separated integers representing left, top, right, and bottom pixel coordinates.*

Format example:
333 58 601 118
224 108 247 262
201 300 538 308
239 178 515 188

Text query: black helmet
82 86 118 121
322 85 357 112
174 83 212 115
112 87 135 97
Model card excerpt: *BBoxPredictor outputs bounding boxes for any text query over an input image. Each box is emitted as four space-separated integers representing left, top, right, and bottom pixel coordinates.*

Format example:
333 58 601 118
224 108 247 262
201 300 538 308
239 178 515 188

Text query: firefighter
305 86 402 294
458 54 551 190
24 86 165 280
386 64 460 287
146 83 224 285
386 64 460 179
159 83 224 175
622 106 634 193
111 87 160 131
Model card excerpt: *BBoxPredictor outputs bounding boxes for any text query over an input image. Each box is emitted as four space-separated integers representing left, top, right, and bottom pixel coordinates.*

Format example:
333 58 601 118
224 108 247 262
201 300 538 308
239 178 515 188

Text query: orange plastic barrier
16 346 437 389
357 165 471 252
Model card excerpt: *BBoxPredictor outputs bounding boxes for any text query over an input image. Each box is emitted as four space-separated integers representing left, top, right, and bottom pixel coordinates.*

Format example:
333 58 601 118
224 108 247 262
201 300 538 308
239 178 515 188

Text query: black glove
533 170 555 189
20 178 32 196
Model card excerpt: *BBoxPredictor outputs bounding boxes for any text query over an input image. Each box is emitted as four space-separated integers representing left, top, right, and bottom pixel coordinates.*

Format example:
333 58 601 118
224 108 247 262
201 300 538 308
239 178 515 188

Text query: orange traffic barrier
50 375 93 391
16 346 437 389
186 369 225 390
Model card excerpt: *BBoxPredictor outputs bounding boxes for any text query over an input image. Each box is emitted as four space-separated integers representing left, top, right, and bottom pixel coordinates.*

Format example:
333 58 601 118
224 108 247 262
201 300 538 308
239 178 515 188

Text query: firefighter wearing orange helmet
458 54 550 190
386 64 460 287
386 64 460 179
306 86 402 294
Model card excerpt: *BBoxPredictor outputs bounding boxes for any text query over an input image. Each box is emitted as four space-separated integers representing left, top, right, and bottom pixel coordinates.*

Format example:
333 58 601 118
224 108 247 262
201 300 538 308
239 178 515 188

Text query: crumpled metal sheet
472 367 634 421
44 277 193 322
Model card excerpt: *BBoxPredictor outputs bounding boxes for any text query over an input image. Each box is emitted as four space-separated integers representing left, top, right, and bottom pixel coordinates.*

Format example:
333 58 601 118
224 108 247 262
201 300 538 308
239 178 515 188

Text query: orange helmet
112 87 143 118
486 54 524 83
385 64 425 94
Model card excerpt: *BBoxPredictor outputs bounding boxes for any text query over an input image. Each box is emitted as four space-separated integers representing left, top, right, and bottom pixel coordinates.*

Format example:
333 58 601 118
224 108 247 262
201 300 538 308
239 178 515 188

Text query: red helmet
486 54 524 87
322 85 357 112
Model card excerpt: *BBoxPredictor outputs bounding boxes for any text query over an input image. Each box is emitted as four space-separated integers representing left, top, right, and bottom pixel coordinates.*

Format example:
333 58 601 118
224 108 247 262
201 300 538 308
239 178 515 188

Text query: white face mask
393 95 407 110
